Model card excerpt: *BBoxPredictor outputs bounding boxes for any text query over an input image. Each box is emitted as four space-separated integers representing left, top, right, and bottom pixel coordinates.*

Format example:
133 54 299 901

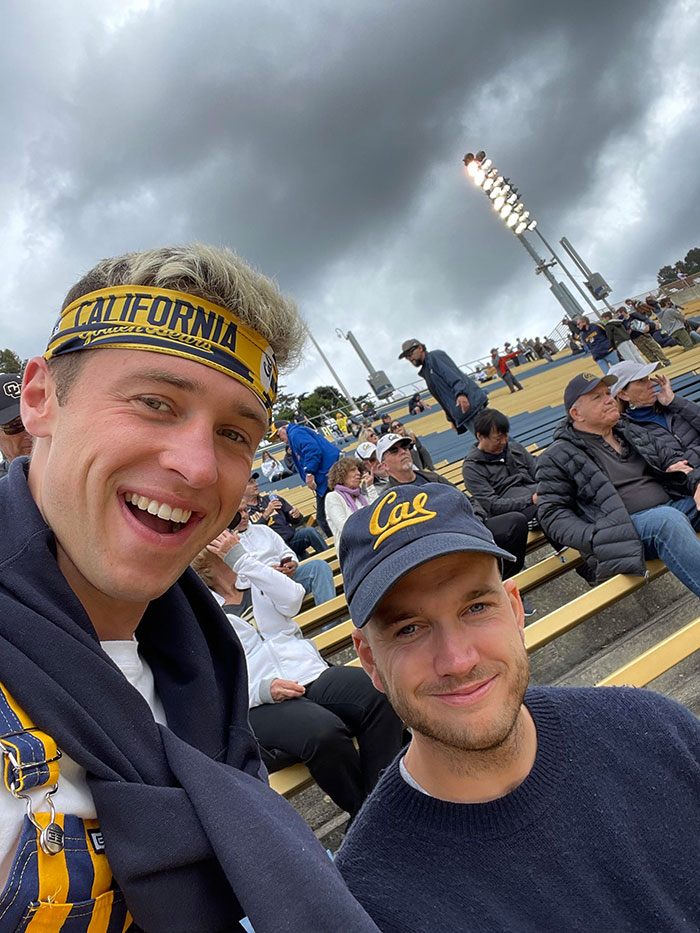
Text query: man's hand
273 559 298 576
263 498 283 519
305 474 317 491
667 460 692 475
270 679 306 702
652 373 675 406
456 394 470 414
532 493 538 504
289 507 301 519
207 529 240 557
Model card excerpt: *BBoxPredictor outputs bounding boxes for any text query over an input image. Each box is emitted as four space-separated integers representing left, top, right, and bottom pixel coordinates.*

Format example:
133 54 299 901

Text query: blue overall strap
0 681 62 794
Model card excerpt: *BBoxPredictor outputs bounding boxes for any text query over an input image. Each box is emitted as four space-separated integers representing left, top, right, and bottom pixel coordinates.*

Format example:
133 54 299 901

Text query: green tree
272 387 298 422
683 248 700 273
297 385 346 419
0 348 24 374
657 265 676 286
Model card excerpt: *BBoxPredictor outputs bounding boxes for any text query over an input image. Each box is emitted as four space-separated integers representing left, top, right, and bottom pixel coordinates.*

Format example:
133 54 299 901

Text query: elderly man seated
243 471 327 559
537 371 700 593
194 527 404 819
377 432 535 615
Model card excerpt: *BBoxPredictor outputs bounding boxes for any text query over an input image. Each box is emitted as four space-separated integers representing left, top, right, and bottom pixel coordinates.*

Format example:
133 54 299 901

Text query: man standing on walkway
490 348 523 393
271 420 340 537
398 338 487 435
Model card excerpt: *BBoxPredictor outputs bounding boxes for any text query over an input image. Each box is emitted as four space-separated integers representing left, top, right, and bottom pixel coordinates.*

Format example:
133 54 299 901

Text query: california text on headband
44 286 278 418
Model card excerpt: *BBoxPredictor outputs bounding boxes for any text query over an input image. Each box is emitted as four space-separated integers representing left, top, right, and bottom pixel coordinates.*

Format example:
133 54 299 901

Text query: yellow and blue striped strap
0 682 61 794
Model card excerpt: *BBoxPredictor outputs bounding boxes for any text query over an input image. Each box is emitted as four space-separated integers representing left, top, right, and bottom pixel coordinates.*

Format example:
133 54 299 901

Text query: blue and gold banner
44 285 278 418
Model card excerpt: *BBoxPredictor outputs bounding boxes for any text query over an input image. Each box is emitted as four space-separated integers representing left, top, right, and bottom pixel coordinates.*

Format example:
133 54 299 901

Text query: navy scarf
0 460 376 933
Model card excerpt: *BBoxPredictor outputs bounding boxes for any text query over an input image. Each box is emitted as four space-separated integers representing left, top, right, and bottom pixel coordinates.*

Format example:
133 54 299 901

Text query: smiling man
335 483 700 933
0 245 378 933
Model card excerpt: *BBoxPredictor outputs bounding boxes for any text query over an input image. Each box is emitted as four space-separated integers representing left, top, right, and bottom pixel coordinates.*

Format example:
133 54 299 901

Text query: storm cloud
2 0 698 398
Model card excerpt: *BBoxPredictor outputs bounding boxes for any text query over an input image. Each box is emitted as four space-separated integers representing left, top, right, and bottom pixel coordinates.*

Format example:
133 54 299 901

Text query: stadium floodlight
461 149 536 238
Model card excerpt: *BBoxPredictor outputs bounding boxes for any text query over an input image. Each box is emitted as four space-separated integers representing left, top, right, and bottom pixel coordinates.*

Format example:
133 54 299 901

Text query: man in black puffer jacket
536 372 700 594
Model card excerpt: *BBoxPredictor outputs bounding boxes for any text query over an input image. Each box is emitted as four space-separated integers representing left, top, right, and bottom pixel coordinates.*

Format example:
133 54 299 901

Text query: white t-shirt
0 639 166 889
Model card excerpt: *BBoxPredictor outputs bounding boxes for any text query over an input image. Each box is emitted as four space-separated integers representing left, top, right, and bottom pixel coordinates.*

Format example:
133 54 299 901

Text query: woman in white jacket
192 529 403 818
325 457 380 544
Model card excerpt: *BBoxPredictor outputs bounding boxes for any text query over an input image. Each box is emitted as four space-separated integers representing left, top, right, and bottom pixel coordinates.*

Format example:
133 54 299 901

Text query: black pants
484 511 528 577
249 666 405 817
315 490 331 537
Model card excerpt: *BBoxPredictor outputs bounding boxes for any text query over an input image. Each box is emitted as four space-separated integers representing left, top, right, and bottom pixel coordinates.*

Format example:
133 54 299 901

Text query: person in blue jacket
398 338 487 435
272 419 340 536
576 315 619 374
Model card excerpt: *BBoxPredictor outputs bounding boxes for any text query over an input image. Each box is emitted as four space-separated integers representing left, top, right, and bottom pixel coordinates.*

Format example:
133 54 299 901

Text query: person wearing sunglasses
0 373 33 475
390 419 434 471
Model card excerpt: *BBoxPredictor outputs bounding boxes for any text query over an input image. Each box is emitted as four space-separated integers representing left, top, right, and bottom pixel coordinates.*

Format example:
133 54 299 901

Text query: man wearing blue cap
334 482 700 932
536 371 700 594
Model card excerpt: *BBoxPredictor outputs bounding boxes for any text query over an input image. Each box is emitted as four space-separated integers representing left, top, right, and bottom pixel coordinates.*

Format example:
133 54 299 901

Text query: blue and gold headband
44 286 278 418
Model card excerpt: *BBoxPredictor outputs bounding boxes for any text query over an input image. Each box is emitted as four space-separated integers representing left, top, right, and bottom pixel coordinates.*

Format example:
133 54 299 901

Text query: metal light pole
305 327 356 410
336 329 394 400
462 151 591 321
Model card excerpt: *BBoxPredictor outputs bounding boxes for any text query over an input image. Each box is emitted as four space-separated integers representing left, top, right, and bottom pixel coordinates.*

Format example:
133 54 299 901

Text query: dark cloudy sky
3 0 699 401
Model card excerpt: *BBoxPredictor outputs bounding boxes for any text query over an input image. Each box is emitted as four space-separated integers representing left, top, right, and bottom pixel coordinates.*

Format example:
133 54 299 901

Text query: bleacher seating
260 331 700 803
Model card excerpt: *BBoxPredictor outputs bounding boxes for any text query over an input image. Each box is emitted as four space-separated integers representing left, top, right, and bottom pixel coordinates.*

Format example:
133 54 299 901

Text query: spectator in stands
568 335 585 355
576 315 618 374
335 482 700 932
600 311 646 363
244 472 327 559
390 418 435 471
271 419 340 537
361 401 378 420
624 302 672 365
490 348 523 393
377 433 534 613
462 409 539 527
532 337 553 362
517 337 536 361
230 502 335 606
355 441 390 491
611 361 700 468
654 299 700 350
358 425 379 445
536 372 700 596
0 373 33 476
376 412 393 436
260 448 294 482
196 530 404 820
399 338 488 435
407 392 425 416
326 457 380 543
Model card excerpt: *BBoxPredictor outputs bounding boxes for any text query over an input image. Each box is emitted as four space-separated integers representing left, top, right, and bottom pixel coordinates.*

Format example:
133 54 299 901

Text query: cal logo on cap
582 372 598 381
369 490 437 549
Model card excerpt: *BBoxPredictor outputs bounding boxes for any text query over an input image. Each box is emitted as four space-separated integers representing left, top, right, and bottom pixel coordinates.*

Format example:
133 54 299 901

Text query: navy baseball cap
339 483 515 628
563 372 617 412
0 374 22 423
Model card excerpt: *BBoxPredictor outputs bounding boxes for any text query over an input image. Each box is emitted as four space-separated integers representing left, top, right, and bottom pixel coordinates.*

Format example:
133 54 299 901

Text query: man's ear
20 357 58 438
503 578 526 642
352 629 386 695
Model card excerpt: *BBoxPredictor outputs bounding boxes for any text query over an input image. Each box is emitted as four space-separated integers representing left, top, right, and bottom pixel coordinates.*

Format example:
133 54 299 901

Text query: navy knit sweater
336 687 700 932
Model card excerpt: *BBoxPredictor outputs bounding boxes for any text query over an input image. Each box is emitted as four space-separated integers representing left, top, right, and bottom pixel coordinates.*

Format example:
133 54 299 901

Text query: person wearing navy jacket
398 339 487 435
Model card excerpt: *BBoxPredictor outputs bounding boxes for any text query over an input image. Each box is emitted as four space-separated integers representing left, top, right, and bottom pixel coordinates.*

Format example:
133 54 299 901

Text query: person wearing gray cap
0 373 33 474
333 482 700 932
610 360 700 467
398 339 487 435
536 371 700 594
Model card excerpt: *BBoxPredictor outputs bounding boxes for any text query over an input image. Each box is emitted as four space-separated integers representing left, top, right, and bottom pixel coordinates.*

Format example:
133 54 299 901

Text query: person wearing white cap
610 360 700 468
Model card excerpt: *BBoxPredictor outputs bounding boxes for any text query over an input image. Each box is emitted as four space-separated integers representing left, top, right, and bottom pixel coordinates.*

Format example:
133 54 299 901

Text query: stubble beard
374 653 530 757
